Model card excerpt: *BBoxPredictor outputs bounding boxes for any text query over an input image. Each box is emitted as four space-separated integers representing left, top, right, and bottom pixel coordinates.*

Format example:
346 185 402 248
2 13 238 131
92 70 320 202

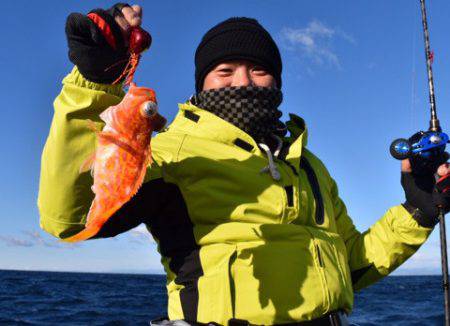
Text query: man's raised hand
65 3 143 84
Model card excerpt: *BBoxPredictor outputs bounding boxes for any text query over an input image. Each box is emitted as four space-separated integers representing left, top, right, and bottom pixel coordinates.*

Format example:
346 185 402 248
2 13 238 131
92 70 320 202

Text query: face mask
191 86 287 143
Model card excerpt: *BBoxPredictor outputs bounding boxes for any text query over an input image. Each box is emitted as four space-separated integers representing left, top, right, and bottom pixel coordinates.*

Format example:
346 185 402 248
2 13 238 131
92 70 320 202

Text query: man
38 3 450 325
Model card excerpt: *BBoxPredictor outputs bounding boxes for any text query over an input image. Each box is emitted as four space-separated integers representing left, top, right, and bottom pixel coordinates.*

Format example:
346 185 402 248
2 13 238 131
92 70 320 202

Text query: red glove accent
87 13 117 50
437 174 450 194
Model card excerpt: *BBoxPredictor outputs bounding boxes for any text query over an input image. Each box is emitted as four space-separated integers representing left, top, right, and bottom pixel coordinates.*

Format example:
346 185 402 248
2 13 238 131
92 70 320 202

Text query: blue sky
1 0 449 275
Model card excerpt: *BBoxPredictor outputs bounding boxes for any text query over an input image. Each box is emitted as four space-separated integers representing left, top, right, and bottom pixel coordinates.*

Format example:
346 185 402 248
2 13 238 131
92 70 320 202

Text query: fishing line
410 0 417 130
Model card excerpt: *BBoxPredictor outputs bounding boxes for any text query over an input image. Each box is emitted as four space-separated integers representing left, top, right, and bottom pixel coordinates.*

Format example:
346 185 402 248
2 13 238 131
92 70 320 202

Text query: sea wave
0 270 444 325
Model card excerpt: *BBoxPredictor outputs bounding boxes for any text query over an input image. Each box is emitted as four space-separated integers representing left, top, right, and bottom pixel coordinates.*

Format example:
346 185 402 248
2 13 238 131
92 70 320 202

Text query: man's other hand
401 157 450 227
401 159 449 176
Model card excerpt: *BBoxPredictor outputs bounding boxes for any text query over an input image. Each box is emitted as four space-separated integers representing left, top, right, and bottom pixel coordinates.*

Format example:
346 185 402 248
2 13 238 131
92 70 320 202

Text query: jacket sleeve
38 67 162 239
331 178 433 291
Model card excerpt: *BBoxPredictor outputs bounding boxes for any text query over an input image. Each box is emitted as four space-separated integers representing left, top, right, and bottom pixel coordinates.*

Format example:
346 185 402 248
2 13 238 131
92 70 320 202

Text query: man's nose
231 67 254 87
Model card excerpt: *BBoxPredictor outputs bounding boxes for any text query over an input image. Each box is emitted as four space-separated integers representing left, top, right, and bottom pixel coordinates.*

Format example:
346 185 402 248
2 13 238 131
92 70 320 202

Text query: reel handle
390 138 412 160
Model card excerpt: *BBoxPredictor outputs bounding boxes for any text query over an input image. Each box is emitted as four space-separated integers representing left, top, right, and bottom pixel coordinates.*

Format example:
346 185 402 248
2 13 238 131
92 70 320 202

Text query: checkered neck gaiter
191 86 287 143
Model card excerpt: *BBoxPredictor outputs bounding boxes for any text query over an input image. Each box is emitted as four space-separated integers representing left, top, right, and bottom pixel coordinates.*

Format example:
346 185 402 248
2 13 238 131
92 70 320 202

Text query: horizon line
0 267 442 277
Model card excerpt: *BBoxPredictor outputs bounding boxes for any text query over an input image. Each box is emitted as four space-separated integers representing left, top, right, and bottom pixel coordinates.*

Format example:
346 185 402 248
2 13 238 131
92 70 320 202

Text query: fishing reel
390 129 449 199
390 130 449 161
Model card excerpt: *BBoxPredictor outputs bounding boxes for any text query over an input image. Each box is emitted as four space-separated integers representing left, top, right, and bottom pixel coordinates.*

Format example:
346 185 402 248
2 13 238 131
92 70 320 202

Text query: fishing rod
390 0 450 324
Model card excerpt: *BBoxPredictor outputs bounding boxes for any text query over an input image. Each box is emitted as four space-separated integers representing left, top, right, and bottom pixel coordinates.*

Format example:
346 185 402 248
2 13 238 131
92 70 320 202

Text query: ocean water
0 270 444 325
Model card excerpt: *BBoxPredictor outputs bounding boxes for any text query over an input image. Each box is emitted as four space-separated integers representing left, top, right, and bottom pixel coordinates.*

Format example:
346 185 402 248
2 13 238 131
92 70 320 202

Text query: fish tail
61 203 102 242
61 202 123 243
61 225 102 243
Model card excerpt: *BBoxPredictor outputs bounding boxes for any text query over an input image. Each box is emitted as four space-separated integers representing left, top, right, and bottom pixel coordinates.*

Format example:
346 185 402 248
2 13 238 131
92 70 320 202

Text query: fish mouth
152 115 167 132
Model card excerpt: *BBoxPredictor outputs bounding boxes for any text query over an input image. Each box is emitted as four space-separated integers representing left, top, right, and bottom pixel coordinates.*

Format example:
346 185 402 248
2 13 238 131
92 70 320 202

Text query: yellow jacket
38 68 433 324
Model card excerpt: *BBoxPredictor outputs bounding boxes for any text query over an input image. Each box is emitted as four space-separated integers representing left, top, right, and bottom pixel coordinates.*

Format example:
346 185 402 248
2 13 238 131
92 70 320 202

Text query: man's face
202 60 276 91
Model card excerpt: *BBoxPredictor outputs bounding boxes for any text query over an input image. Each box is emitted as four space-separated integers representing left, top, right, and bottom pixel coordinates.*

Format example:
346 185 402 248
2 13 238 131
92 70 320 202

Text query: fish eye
141 101 158 118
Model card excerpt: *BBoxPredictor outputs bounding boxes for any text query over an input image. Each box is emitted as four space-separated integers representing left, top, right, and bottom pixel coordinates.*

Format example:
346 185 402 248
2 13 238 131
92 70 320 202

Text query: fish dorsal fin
79 152 96 176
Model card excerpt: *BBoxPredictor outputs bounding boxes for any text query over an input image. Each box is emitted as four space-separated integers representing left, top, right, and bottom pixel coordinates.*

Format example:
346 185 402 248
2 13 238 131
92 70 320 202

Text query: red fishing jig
113 27 152 85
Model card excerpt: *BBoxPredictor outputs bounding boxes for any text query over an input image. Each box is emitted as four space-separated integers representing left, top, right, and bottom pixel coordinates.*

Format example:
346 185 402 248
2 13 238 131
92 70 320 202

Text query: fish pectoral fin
86 119 101 133
79 152 96 175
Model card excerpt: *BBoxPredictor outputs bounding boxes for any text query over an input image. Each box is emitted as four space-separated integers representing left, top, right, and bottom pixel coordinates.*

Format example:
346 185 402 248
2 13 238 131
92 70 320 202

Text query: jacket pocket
196 244 236 324
232 238 328 324
308 228 354 313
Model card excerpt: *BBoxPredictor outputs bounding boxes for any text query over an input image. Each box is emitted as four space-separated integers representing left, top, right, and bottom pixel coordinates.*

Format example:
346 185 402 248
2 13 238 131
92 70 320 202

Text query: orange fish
64 83 166 242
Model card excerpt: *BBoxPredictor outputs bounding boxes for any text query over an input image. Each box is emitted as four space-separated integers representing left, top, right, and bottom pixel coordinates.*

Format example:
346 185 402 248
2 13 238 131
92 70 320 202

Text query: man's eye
217 68 233 74
252 66 268 75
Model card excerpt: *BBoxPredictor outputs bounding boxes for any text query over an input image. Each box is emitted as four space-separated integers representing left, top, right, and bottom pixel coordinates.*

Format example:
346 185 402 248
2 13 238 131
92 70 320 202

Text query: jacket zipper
276 158 298 213
315 244 324 267
284 185 294 207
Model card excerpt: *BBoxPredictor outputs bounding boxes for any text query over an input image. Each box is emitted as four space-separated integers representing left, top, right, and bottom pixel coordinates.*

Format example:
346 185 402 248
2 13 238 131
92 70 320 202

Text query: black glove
65 3 130 84
401 159 450 228
408 131 448 175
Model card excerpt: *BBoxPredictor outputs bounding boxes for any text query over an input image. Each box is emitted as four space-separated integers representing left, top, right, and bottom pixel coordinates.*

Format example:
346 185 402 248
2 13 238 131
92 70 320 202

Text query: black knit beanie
195 17 282 92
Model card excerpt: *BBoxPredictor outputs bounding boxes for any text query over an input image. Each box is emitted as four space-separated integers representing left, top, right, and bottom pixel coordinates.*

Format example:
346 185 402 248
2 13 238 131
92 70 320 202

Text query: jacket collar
168 102 308 161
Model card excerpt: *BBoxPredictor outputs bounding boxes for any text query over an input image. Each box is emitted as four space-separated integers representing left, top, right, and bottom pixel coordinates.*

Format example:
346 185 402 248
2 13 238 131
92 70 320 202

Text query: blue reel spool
390 130 449 161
